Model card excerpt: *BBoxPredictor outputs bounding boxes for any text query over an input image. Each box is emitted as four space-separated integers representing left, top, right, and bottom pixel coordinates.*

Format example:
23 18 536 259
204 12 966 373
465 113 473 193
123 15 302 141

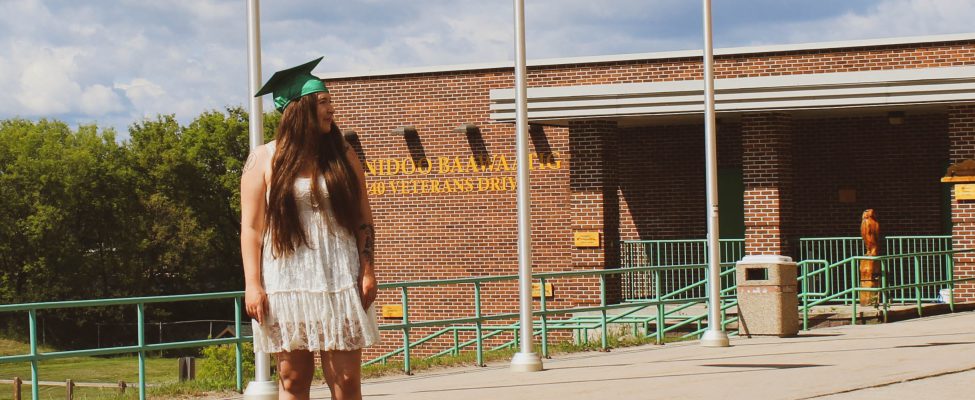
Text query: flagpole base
700 330 730 347
243 380 277 399
510 352 544 372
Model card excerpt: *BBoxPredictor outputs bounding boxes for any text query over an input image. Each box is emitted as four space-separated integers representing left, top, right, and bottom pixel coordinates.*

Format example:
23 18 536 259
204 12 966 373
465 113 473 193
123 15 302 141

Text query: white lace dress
253 142 380 353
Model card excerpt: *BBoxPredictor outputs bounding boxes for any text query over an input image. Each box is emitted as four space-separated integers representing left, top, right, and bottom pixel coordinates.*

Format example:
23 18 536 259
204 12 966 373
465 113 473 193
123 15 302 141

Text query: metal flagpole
243 0 279 397
509 0 543 372
700 0 730 348
246 0 265 151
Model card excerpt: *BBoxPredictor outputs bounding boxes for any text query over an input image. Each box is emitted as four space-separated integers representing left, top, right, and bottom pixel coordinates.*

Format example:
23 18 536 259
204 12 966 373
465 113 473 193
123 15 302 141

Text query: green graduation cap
255 56 329 112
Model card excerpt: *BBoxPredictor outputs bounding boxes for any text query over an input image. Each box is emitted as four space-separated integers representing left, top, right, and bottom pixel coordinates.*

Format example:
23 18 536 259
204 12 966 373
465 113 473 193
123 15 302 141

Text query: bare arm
240 145 269 323
344 141 377 309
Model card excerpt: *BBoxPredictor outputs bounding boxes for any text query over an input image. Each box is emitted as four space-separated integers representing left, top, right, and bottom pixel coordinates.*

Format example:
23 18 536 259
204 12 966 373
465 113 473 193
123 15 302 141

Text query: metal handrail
0 263 738 399
9 247 971 398
0 292 247 400
799 248 975 330
798 236 953 303
366 262 739 373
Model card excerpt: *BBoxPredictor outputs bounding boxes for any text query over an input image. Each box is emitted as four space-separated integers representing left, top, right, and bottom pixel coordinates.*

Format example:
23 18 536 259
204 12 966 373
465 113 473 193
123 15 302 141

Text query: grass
0 337 187 399
0 331 692 399
0 337 56 356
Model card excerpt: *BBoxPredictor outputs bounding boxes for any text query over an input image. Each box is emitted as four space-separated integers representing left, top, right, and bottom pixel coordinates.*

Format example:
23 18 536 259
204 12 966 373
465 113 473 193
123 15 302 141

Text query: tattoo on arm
242 150 259 174
359 223 375 265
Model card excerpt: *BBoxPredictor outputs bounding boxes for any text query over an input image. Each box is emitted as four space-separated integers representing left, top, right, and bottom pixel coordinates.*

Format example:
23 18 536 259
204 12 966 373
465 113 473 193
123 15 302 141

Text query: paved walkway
298 310 975 400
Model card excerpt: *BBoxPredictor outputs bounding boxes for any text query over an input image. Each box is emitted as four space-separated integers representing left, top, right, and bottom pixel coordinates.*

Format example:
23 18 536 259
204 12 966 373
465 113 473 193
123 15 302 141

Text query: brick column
742 112 794 256
949 105 975 302
568 120 620 304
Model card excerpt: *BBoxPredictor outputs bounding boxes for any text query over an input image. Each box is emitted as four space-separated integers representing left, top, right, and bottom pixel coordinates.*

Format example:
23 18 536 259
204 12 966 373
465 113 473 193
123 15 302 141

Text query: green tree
0 109 279 347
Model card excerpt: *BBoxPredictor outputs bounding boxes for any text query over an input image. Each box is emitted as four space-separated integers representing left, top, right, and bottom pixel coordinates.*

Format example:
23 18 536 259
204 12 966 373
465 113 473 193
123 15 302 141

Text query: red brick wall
330 72 578 357
520 41 975 87
742 112 794 256
568 120 620 304
615 114 949 256
324 39 975 358
793 113 949 239
617 123 742 241
949 105 975 301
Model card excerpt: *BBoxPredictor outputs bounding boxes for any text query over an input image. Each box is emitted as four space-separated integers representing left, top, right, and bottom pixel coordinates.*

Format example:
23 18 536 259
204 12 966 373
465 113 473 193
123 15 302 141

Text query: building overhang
489 66 975 126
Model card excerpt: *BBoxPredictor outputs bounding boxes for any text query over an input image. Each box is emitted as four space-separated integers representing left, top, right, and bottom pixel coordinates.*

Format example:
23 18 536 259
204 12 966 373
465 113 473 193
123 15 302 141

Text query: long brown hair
266 94 361 258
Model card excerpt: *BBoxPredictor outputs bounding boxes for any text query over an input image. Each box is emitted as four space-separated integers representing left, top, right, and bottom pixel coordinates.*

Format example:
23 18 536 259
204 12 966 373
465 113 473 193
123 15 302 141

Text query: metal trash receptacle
736 255 798 337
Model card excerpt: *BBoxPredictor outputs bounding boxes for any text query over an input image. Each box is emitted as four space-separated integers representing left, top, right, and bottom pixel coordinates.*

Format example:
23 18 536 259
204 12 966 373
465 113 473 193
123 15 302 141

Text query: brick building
320 33 975 356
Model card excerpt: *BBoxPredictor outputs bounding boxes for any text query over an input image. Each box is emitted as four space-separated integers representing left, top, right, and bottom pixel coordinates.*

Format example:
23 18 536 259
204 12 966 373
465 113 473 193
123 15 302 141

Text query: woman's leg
320 349 363 400
277 350 315 400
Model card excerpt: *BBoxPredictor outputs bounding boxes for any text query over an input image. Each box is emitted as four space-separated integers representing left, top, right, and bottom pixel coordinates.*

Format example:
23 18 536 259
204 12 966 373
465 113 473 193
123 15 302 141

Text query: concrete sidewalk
300 310 975 400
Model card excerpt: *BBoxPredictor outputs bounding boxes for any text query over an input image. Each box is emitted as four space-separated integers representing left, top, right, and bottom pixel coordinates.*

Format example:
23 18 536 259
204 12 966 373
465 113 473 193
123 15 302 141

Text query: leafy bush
198 342 255 385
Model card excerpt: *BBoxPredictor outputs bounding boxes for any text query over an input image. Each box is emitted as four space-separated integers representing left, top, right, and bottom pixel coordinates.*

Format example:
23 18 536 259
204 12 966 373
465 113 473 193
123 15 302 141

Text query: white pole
700 0 730 348
243 0 278 397
246 0 265 151
509 0 543 372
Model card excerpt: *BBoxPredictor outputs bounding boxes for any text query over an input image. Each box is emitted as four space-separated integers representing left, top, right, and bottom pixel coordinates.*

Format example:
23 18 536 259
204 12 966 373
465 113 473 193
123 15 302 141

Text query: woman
240 57 379 400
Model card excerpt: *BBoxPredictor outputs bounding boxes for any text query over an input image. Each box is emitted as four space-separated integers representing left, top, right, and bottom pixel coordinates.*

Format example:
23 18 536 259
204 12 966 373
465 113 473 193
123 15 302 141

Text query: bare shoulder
242 142 271 177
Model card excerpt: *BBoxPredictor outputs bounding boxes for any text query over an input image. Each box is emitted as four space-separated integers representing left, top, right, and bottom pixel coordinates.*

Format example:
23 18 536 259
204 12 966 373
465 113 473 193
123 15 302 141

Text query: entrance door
718 167 745 239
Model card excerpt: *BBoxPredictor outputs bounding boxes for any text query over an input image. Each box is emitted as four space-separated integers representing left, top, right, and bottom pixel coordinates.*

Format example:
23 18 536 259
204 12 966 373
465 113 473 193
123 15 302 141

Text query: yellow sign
532 283 554 298
574 232 600 248
957 184 975 200
381 305 403 318
364 152 563 196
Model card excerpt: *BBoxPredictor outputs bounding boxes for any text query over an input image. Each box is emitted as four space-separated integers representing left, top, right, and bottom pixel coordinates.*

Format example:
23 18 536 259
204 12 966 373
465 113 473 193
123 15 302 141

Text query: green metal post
880 260 889 323
720 301 727 331
234 297 243 392
473 282 483 367
539 277 549 358
948 253 955 312
624 244 633 299
654 269 664 344
401 287 411 374
600 276 608 351
514 327 519 347
801 263 809 330
850 264 857 326
137 303 146 400
914 257 923 316
28 309 38 400
452 328 459 356
899 237 906 301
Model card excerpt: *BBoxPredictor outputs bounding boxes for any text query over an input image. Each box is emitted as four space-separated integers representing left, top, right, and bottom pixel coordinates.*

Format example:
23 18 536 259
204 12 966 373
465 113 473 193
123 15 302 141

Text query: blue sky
0 0 972 138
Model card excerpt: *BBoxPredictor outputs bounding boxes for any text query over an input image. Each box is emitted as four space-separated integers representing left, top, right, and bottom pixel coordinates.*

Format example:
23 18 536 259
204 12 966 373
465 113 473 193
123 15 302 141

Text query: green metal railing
0 292 249 400
5 241 967 397
0 263 739 398
621 239 745 300
366 262 740 374
799 248 974 330
798 236 952 303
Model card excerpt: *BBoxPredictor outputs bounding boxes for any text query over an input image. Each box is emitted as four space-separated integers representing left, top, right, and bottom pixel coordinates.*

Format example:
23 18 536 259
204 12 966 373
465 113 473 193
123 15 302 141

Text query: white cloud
0 0 973 139
80 84 125 116
726 0 975 45
114 78 166 113
14 47 84 115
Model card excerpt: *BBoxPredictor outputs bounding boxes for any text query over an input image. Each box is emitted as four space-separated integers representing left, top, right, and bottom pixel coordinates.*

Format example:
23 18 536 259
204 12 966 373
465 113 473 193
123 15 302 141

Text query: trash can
736 255 798 337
